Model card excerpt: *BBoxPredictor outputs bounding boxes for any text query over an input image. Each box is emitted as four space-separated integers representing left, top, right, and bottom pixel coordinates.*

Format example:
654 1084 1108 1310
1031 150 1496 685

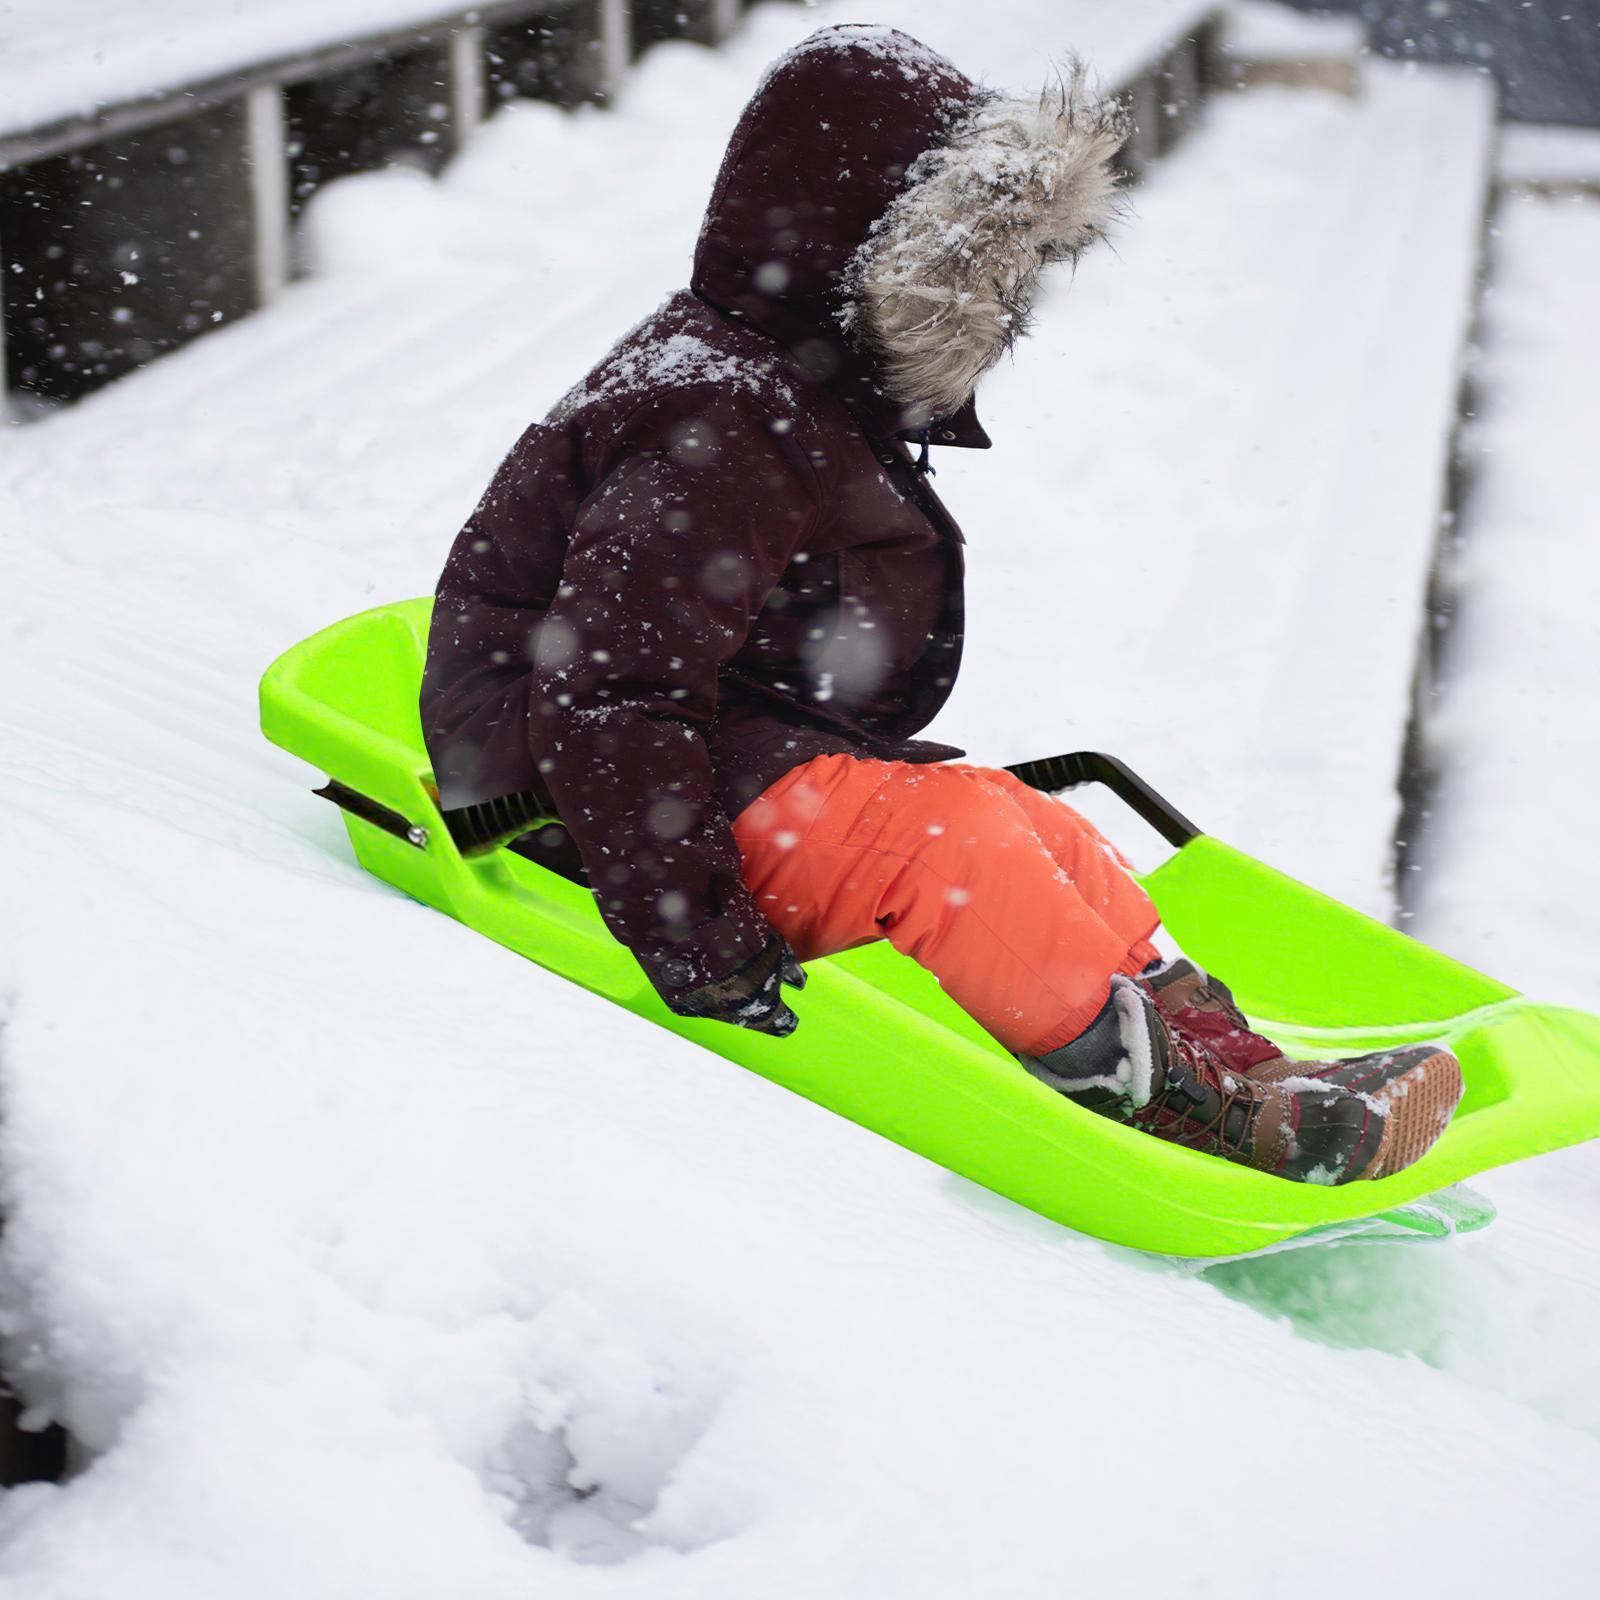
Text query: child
420 25 1462 1185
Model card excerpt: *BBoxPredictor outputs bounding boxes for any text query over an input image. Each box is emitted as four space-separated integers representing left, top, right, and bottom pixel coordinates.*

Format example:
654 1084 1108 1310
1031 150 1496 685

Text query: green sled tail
259 600 1600 1259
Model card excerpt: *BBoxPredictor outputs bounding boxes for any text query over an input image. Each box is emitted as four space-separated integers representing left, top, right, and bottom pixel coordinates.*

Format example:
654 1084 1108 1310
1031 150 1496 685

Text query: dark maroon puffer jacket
420 25 994 1001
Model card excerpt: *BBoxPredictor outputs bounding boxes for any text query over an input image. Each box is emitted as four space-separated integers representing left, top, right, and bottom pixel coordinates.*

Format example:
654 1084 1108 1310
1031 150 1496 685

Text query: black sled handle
1004 751 1202 850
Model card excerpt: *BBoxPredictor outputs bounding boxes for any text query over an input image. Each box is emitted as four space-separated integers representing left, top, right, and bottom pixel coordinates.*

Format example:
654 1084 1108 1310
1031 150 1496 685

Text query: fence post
450 25 489 136
245 85 291 304
599 0 630 99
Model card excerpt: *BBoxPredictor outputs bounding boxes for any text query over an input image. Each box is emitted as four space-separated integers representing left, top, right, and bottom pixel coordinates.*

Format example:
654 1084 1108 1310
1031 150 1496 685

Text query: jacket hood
691 25 1129 442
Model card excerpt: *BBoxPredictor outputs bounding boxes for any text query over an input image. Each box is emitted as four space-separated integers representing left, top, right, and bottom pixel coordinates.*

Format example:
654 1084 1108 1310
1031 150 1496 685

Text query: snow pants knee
731 755 1162 1057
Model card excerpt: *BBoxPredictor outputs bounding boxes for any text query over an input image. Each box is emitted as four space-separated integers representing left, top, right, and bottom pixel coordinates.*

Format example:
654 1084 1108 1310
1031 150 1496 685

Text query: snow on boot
1021 976 1389 1184
1247 1046 1464 1180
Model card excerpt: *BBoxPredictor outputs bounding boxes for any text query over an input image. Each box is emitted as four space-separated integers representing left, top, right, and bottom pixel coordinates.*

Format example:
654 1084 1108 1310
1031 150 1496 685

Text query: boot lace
1132 1027 1258 1159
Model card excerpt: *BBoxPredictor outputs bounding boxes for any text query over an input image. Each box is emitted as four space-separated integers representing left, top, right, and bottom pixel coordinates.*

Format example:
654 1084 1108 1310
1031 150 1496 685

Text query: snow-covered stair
936 58 1497 918
1409 177 1600 1011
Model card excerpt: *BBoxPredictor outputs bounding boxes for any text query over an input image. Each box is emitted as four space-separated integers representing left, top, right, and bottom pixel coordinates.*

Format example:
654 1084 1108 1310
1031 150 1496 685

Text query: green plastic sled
259 599 1600 1259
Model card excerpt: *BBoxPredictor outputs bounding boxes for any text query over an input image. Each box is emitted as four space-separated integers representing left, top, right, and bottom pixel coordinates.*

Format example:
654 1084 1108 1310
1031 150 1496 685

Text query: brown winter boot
1020 976 1435 1184
1139 959 1464 1180
1137 959 1284 1073
1245 1046 1465 1180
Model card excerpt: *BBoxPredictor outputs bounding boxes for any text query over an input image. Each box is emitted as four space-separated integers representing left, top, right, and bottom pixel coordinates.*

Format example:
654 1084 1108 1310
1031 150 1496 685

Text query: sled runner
259 600 1600 1259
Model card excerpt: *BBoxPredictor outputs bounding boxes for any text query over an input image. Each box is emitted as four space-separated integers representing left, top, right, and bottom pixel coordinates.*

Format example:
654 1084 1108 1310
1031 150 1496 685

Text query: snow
1408 190 1600 1016
551 327 798 423
1221 0 1367 62
0 0 1215 143
1498 122 1600 187
3 4 1600 1595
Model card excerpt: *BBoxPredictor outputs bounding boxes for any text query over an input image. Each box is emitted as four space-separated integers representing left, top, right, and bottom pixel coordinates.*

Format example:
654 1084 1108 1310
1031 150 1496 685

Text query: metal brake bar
314 780 429 848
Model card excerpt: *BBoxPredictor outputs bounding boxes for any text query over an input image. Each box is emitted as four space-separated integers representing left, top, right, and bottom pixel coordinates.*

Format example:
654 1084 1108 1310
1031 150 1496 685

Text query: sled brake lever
1004 751 1202 849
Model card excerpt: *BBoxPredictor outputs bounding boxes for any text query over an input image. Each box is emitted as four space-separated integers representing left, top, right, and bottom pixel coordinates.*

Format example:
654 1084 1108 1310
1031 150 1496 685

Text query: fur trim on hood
844 67 1131 422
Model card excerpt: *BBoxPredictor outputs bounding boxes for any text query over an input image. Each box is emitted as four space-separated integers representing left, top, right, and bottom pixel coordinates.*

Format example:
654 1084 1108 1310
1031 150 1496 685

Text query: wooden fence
0 2 1221 407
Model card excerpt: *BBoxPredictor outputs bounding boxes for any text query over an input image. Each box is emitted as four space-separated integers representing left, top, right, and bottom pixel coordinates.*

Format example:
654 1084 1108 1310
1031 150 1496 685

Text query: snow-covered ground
3 3 1600 1595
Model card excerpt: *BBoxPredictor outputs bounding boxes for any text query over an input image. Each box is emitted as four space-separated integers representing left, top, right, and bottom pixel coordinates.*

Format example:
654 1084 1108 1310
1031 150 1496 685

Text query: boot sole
1356 1046 1465 1180
1251 1044 1465 1181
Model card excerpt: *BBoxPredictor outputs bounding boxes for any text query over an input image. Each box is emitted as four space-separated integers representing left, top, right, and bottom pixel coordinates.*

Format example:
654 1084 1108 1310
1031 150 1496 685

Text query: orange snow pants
731 755 1162 1058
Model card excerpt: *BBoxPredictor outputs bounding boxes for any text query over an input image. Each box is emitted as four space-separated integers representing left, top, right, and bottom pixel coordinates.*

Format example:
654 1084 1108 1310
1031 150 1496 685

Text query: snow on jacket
420 24 1128 1003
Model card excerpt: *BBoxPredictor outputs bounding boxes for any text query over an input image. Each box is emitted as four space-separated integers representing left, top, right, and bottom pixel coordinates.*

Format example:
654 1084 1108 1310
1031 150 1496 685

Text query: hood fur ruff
844 67 1130 422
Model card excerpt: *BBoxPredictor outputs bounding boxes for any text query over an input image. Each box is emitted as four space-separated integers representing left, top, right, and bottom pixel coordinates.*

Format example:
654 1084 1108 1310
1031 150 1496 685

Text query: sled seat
260 600 1600 1258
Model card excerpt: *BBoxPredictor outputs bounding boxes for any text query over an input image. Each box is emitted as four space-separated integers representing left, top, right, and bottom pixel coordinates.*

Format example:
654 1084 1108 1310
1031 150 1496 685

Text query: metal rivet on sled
406 825 430 847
